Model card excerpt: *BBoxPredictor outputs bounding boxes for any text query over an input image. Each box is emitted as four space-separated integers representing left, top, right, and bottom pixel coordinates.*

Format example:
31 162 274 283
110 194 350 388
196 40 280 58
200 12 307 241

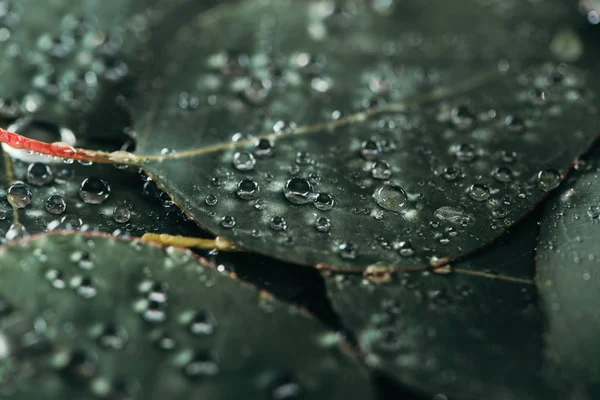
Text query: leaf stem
141 233 239 251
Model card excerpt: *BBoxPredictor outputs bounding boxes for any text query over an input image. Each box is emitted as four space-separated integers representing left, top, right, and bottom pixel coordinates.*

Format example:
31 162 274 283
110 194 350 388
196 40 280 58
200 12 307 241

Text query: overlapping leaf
0 232 375 399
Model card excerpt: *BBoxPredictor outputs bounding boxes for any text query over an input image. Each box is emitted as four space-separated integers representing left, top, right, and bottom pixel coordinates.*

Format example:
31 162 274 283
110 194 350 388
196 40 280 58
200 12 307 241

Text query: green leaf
325 214 548 399
537 145 600 398
118 0 600 271
0 232 375 399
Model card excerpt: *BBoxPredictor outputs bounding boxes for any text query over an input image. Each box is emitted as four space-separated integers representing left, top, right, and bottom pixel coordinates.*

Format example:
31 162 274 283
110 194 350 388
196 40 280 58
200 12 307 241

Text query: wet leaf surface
0 232 375 399
325 214 548 399
121 0 600 271
537 144 600 398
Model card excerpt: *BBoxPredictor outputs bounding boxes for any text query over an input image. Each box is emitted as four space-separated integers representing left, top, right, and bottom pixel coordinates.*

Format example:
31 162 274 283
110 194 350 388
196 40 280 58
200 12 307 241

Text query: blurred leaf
0 232 375 399
325 214 549 399
537 145 600 398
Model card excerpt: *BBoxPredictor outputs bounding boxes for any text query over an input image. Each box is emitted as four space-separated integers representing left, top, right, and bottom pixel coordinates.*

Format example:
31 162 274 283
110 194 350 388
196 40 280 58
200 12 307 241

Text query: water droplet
269 372 304 400
434 206 474 225
7 183 32 208
183 351 219 380
46 195 66 215
295 151 312 166
254 138 275 157
205 194 218 206
394 241 414 257
455 143 475 162
504 115 525 133
450 105 476 130
360 139 381 160
492 166 513 183
79 177 110 204
242 78 271 106
371 160 392 180
373 183 407 212
269 216 287 231
273 120 297 134
113 206 131 223
339 242 357 259
314 193 334 211
233 152 256 171
468 183 490 201
152 331 176 351
537 168 561 191
501 150 517 163
587 205 600 219
220 215 236 229
46 269 66 289
442 167 460 181
97 324 128 350
70 276 97 298
315 217 331 232
284 178 314 205
26 163 53 186
188 311 217 335
236 178 260 200
142 301 167 323
5 223 27 240
530 89 548 105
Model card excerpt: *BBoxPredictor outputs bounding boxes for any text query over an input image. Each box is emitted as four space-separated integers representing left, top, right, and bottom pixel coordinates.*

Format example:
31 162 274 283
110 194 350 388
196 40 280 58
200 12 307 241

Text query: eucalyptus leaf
537 145 600 398
325 214 547 399
115 0 600 271
0 232 375 399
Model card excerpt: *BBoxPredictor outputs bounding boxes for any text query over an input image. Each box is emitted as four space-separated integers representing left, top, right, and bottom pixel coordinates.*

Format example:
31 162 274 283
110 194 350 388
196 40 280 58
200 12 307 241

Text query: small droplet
113 206 131 223
7 182 32 209
269 216 287 231
188 311 217 336
284 178 314 204
205 195 218 206
273 120 297 135
339 242 357 259
468 183 490 201
254 138 275 157
269 372 304 400
70 276 97 298
537 169 561 191
295 151 311 166
360 139 381 160
371 160 392 180
26 163 54 186
492 166 513 183
97 324 128 350
501 150 517 163
450 105 476 130
373 183 407 213
79 177 110 204
395 241 414 257
183 351 219 380
530 89 547 105
242 78 271 106
455 143 475 162
315 217 331 232
314 193 334 211
232 152 256 171
220 215 236 229
442 167 460 181
504 115 525 133
236 178 260 200
587 205 600 219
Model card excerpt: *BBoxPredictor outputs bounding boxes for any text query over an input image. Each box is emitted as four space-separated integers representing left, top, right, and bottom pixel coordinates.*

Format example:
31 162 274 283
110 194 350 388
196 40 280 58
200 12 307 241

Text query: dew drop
79 177 110 204
254 138 275 157
314 193 334 211
70 276 97 298
373 183 407 213
442 167 460 181
188 311 217 336
339 242 357 259
269 216 287 231
295 151 312 166
232 152 256 171
501 150 517 163
97 324 128 350
394 241 414 257
360 139 381 160
7 183 32 208
315 217 331 232
113 206 131 224
455 143 475 162
284 177 314 204
537 168 561 191
492 166 513 183
236 178 260 200
270 372 304 400
220 215 236 229
468 183 490 201
205 194 218 206
588 206 600 219
242 78 271 106
273 120 297 134
450 105 476 130
530 89 548 105
371 160 392 180
183 351 219 380
504 115 525 133
26 163 54 186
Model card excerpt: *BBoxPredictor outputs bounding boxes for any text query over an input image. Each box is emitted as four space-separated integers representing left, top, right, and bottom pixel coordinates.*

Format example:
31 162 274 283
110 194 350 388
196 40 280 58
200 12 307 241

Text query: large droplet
313 193 334 211
468 183 490 201
46 195 66 215
537 168 561 191
236 178 260 200
373 183 407 213
26 163 54 186
79 177 110 204
284 177 314 205
7 183 32 208
232 152 256 171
